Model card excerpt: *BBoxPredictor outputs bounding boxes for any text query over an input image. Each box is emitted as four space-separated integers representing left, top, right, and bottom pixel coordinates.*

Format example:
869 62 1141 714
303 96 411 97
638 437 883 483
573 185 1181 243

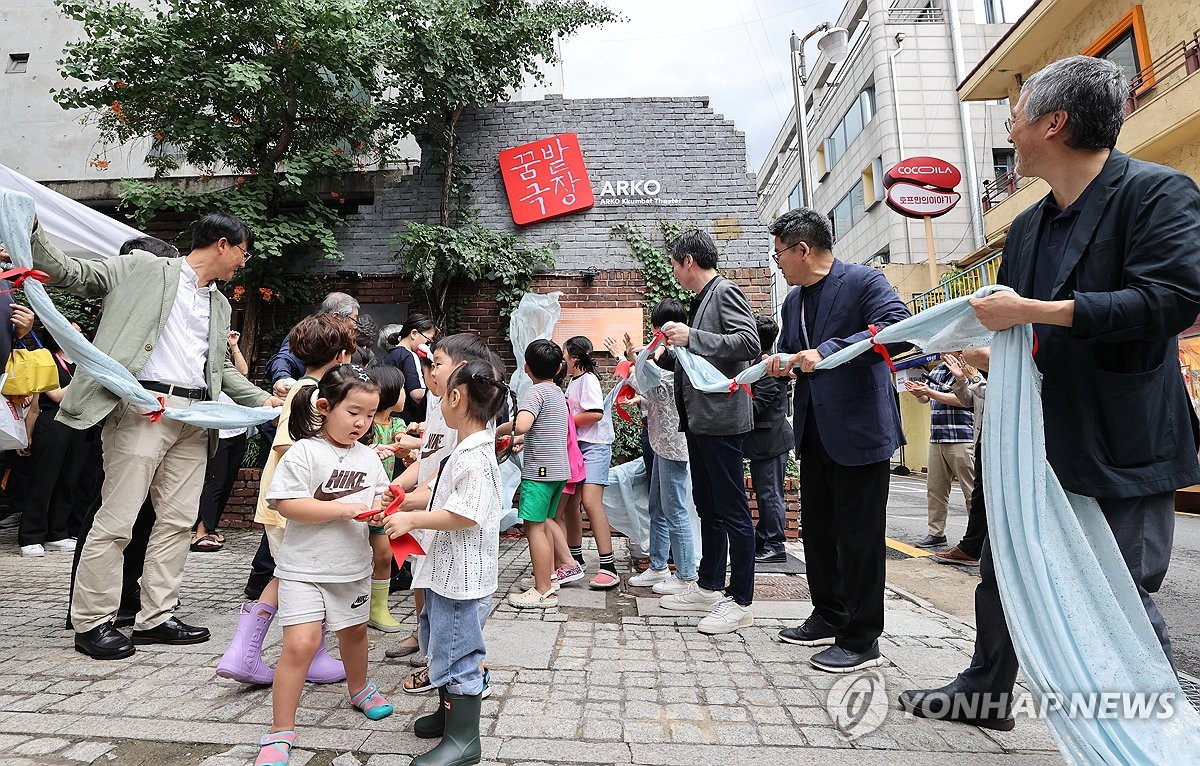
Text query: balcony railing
981 29 1200 211
906 253 1003 315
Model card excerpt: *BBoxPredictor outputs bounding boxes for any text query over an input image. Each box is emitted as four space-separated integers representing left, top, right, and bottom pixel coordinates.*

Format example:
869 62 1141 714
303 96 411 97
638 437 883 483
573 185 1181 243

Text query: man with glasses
28 211 283 660
765 208 910 673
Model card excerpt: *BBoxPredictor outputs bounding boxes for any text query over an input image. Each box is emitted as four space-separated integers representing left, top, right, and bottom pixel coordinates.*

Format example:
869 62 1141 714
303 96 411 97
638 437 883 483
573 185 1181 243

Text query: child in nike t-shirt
256 364 394 764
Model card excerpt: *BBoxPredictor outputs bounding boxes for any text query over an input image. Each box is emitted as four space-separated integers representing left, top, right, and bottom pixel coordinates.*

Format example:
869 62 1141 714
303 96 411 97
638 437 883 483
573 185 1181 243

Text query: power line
582 0 835 43
736 2 786 119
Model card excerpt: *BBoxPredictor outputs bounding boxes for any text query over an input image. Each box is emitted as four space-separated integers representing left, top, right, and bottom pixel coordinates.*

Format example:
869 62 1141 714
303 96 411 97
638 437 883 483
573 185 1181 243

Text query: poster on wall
499 133 595 225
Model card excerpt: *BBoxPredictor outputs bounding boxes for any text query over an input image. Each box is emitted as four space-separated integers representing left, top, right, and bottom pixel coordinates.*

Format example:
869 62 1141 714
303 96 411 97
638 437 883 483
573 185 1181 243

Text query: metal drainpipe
887 31 912 264
945 0 986 251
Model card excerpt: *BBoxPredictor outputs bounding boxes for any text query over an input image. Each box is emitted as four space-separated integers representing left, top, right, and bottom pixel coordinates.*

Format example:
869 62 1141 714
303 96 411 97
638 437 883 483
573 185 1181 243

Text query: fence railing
906 253 1003 315
981 29 1200 211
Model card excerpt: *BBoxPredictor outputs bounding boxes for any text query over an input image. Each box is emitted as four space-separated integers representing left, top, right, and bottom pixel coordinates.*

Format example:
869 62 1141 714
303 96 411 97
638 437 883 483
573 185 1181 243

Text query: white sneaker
657 581 722 612
697 596 754 635
514 575 559 593
19 544 45 558
652 577 694 595
507 586 559 609
628 567 672 587
44 539 76 553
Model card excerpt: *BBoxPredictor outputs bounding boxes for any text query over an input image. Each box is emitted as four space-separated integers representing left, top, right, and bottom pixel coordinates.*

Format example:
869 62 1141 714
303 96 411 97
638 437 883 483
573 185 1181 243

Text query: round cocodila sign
885 182 962 219
884 156 962 190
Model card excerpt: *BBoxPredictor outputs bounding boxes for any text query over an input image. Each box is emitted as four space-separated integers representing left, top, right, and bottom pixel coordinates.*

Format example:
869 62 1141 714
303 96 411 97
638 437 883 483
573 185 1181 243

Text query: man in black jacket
900 55 1200 730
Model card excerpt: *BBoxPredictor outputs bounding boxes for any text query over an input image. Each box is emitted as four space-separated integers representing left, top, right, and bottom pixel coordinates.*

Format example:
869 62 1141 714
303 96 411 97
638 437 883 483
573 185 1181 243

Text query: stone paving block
331 753 363 766
981 718 1060 751
60 740 117 763
497 737 633 763
12 736 71 755
482 620 560 670
555 588 608 609
877 646 972 678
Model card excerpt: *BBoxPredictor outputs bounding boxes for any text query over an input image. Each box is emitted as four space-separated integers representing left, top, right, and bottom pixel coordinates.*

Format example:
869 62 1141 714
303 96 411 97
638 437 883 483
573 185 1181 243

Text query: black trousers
958 491 1176 700
957 435 988 559
686 432 756 606
15 415 88 546
799 424 890 652
196 434 247 532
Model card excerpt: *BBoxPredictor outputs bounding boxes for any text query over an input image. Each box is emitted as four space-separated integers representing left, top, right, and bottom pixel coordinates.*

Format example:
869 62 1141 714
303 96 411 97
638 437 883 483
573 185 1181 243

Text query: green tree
52 0 394 359
379 0 619 225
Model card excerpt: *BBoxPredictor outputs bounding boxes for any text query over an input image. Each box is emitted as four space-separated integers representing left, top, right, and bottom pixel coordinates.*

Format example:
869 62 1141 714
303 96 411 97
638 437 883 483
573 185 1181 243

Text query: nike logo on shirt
314 469 369 501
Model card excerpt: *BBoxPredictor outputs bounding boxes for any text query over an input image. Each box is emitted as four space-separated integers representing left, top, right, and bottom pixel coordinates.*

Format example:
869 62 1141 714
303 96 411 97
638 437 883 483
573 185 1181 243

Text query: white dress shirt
138 259 213 388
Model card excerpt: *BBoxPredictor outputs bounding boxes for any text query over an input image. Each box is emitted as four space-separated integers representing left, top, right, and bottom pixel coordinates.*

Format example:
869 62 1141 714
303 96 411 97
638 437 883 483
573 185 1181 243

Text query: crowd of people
1 53 1198 763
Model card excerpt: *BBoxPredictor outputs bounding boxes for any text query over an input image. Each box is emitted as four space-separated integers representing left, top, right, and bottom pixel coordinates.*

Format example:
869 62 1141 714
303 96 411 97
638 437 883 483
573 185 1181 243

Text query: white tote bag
0 374 30 450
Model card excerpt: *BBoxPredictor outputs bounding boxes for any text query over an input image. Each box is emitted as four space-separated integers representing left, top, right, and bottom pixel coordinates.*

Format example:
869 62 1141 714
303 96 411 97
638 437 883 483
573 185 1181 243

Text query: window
863 157 885 208
1083 6 1154 93
5 53 29 74
982 0 1007 24
787 183 802 210
824 86 877 170
828 176 869 241
992 149 1015 182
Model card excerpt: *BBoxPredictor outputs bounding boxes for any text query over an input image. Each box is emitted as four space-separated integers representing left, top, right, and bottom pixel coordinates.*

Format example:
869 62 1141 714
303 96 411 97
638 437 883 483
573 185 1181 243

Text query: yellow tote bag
3 332 60 396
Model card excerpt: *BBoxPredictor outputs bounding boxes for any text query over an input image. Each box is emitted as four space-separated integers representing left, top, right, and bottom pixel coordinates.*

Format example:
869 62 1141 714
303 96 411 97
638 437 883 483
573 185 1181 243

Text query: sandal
254 730 295 766
213 531 226 544
632 556 651 572
189 534 224 552
403 666 434 694
350 679 394 720
589 569 620 590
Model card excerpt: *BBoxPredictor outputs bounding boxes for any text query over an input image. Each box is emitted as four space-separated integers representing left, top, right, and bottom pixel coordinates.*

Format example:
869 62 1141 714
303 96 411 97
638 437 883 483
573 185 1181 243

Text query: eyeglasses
418 330 436 342
772 240 805 263
229 241 251 260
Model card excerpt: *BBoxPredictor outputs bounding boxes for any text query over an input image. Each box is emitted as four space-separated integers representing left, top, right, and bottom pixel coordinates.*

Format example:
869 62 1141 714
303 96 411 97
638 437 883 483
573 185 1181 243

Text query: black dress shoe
754 548 787 564
132 617 211 645
898 679 1016 731
778 614 839 647
75 623 135 660
810 641 886 673
914 534 948 548
113 605 138 629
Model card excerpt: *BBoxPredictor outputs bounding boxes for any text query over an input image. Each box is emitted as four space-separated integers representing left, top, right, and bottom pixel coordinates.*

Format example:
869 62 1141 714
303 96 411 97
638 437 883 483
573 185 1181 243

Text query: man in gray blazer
30 212 282 660
658 229 761 634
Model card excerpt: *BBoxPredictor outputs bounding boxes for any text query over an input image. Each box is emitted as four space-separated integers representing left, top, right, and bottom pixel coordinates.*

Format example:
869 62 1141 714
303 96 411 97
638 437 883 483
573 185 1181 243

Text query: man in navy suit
901 56 1200 731
766 208 910 673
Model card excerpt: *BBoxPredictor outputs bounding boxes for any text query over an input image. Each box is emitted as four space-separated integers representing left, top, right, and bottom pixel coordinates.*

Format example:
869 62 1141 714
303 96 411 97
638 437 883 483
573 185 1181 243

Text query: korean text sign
499 133 595 225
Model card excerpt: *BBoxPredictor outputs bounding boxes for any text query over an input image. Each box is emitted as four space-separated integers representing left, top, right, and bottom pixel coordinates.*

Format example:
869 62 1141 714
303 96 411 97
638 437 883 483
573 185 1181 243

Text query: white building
757 0 1026 301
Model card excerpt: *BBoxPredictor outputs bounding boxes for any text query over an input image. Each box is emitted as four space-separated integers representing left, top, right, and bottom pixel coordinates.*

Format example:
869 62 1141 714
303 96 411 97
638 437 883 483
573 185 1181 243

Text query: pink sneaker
554 564 586 585
254 730 295 765
350 679 394 720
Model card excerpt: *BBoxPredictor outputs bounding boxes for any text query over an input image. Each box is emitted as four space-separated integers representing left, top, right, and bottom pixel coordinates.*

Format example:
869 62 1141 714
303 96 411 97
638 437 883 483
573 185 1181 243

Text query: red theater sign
884 155 962 219
499 133 595 225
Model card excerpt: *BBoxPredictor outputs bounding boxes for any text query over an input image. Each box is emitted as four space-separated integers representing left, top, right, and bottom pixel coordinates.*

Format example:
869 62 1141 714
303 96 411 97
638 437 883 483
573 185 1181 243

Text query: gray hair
378 323 404 350
1021 55 1128 150
318 291 360 318
768 208 833 252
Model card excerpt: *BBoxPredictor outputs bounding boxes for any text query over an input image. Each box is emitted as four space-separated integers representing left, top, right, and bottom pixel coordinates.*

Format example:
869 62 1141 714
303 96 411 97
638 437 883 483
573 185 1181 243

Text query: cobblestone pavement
0 526 1064 765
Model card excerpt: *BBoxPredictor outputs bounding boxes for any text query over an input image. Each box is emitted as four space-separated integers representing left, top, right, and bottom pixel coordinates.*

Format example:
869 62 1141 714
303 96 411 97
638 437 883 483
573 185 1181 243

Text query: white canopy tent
0 163 144 259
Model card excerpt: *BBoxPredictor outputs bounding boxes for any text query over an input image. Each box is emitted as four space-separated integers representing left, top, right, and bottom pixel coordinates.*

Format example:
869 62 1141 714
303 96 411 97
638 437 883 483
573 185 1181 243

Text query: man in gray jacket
30 211 281 660
658 229 761 634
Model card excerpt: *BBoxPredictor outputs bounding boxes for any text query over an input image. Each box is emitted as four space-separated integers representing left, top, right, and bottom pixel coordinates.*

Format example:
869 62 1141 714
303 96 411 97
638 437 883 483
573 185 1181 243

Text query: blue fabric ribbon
0 190 279 430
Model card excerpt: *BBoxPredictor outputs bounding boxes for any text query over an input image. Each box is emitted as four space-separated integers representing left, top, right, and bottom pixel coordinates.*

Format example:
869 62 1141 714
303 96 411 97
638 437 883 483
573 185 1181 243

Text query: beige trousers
70 394 208 633
926 441 975 537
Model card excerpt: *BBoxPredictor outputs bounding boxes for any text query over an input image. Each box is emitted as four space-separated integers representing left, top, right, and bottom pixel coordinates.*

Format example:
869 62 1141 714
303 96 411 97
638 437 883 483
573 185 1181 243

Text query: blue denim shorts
577 440 612 486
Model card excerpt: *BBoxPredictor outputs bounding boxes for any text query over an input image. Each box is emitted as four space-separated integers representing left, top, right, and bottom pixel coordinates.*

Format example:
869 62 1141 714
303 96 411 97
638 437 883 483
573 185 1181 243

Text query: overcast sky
559 0 847 175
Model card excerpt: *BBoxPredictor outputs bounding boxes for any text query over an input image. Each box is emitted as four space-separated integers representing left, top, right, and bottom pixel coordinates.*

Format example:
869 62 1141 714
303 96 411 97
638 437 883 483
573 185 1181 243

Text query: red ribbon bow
0 266 51 294
868 324 898 372
727 380 754 398
614 383 641 426
141 396 167 422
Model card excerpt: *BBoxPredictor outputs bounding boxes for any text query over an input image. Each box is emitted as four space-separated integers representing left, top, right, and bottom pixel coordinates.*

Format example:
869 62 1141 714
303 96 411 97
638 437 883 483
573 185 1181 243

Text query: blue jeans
749 453 788 553
418 591 491 696
648 455 698 580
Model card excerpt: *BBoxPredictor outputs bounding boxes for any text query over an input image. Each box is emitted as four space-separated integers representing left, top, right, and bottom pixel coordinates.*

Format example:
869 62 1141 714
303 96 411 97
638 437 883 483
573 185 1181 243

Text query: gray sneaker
0 513 21 529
